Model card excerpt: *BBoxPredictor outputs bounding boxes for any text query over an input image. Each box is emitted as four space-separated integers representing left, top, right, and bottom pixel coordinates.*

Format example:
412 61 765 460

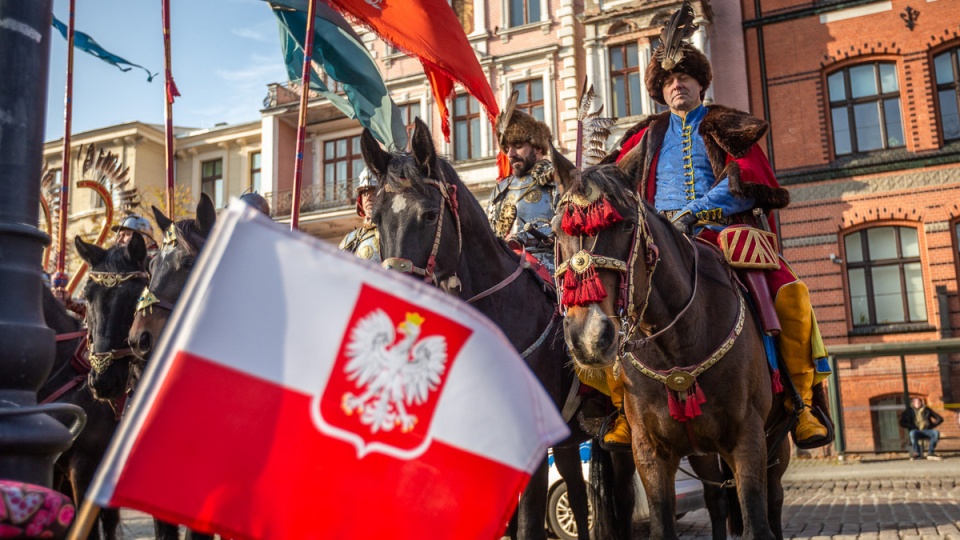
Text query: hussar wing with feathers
40 163 61 229
344 309 396 388
577 81 617 167
402 336 447 405
80 144 141 214
655 1 698 70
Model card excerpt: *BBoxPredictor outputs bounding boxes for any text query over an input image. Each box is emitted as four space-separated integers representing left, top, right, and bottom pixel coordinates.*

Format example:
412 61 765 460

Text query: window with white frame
513 78 545 122
508 0 540 27
453 94 481 161
201 159 224 208
844 226 926 327
250 152 261 193
827 62 905 156
323 135 365 202
609 42 642 118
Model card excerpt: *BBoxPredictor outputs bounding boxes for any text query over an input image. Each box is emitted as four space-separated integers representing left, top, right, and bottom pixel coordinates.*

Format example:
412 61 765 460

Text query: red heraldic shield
313 284 472 458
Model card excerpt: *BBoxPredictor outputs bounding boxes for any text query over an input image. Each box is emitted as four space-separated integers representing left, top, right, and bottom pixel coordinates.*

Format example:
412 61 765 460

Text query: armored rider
339 168 381 263
610 17 831 448
239 191 272 217
112 214 158 260
487 101 559 276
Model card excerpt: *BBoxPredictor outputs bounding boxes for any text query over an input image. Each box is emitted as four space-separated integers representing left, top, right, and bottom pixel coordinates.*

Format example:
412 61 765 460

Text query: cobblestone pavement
114 454 960 539
675 454 960 539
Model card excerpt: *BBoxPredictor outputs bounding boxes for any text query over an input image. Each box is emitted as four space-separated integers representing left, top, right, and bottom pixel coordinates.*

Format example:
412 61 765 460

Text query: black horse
361 118 634 540
38 287 120 540
76 233 149 405
125 194 217 540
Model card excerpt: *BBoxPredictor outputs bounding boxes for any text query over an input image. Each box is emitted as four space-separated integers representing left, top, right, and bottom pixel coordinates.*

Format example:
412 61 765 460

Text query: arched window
933 47 960 141
826 62 905 156
843 225 926 328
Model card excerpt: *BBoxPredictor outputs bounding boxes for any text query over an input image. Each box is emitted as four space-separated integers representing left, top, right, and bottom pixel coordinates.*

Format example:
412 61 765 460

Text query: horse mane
574 164 640 211
172 218 204 255
99 242 148 273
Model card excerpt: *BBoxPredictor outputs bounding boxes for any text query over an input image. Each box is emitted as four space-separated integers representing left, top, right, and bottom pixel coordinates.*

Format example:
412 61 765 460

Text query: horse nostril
136 332 153 355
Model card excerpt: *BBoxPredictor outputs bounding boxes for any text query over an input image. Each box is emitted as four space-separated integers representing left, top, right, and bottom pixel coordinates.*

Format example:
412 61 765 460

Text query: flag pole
290 0 319 231
53 0 77 298
161 0 176 218
66 499 100 540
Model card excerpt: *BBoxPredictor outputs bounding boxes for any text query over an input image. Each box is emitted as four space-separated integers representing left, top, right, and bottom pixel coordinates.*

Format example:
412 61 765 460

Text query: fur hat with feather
645 1 712 105
496 90 553 154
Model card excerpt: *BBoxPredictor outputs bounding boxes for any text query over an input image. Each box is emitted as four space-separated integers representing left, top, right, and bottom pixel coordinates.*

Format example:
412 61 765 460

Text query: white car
546 441 706 540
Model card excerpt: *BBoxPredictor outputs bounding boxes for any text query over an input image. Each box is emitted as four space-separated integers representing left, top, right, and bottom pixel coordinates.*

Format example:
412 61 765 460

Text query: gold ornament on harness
135 287 161 315
664 369 696 392
88 271 142 288
561 182 601 208
163 224 178 247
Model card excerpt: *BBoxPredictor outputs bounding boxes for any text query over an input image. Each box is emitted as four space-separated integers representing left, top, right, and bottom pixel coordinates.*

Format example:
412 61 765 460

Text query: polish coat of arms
312 285 472 459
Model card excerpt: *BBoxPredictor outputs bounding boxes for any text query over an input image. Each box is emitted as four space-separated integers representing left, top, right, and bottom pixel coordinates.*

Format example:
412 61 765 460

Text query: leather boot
775 281 828 446
602 365 632 449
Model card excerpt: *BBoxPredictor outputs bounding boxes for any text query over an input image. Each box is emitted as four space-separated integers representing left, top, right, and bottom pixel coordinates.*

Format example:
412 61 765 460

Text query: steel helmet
239 191 271 216
111 214 156 244
355 168 377 217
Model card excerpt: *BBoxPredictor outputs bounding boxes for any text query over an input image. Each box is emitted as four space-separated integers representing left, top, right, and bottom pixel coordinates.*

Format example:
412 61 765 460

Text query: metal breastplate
340 226 381 263
487 174 557 239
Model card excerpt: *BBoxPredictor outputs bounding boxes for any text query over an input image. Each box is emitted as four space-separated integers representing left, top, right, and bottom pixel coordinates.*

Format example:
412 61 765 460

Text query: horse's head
77 233 149 401
553 161 649 369
363 118 465 294
129 194 215 362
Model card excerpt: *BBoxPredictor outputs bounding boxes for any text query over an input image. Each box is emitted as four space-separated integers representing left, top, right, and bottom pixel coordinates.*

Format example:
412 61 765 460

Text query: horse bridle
86 270 149 374
134 223 197 317
381 174 464 294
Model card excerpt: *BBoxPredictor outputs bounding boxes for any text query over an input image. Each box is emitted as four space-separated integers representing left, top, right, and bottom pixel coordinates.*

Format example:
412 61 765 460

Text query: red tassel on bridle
667 380 707 422
561 264 607 307
561 195 623 237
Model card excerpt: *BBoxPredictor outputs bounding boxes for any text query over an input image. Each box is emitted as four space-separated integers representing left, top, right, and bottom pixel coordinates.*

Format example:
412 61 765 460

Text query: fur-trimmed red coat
614 105 789 230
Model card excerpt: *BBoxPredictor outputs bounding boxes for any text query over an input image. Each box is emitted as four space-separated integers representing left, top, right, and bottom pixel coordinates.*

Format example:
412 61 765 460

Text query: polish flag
87 203 568 540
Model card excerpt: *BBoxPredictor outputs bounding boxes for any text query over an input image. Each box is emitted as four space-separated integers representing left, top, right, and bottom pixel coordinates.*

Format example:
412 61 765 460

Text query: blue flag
52 16 156 82
267 1 407 151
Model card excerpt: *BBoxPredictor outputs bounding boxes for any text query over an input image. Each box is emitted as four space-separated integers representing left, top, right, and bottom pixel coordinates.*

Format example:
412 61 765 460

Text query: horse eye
181 256 196 269
422 210 439 223
623 221 636 233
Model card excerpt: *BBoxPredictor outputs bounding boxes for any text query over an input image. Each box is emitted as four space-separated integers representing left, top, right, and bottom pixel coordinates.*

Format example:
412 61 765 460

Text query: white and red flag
87 203 568 539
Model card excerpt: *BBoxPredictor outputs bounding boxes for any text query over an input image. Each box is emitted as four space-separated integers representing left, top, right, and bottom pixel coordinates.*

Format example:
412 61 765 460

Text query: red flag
88 204 568 539
320 0 499 140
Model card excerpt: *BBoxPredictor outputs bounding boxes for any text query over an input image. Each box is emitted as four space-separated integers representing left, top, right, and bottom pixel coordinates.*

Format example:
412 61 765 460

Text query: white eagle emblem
340 310 447 433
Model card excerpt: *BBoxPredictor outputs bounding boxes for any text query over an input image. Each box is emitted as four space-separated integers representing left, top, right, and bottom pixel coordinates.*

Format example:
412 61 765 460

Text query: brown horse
553 163 791 540
361 119 627 540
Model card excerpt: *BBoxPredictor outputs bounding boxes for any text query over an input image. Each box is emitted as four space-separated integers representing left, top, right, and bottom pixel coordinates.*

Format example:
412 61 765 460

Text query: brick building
741 0 960 452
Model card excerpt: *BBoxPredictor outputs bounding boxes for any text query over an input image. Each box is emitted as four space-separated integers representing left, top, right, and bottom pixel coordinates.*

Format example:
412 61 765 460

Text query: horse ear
75 236 107 267
410 118 437 177
125 231 147 268
550 144 576 191
152 205 173 233
196 193 217 238
361 129 391 179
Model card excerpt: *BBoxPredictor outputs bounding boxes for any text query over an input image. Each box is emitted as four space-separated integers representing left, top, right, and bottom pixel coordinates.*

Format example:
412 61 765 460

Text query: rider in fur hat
610 2 830 449
339 168 381 262
487 93 560 275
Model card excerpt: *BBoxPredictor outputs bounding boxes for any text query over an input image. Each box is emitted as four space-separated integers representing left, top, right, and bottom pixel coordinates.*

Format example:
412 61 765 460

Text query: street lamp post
0 0 76 486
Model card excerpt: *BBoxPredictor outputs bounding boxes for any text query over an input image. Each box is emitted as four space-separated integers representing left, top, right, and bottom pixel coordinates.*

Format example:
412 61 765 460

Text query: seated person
899 397 944 460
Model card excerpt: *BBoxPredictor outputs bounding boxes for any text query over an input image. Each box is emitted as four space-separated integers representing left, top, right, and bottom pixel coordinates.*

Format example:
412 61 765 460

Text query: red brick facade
742 0 960 453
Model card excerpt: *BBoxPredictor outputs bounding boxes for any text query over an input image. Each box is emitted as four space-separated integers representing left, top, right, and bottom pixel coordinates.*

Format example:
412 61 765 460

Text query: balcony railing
263 76 346 109
264 181 356 218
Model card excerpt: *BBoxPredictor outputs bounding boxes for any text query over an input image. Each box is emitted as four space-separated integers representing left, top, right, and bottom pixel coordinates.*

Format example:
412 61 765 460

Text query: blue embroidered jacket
654 105 755 224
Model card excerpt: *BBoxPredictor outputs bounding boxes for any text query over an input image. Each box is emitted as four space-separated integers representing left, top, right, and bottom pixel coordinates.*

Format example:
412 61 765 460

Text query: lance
162 0 177 218
53 0 77 296
290 0 319 231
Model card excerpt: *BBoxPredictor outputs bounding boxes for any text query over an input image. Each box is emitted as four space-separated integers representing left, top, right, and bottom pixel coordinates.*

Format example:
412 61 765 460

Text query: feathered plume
495 90 519 145
40 163 61 231
655 1 698 70
80 144 141 214
576 80 617 168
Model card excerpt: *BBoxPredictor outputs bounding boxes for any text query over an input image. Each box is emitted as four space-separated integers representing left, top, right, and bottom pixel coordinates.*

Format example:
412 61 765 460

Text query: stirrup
597 411 632 453
790 405 834 450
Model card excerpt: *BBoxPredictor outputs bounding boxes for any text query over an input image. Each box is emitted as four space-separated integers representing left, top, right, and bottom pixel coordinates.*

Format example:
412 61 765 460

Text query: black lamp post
0 0 77 487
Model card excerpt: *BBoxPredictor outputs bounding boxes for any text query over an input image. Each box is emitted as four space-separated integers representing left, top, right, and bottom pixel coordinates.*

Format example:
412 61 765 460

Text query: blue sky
45 0 288 141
